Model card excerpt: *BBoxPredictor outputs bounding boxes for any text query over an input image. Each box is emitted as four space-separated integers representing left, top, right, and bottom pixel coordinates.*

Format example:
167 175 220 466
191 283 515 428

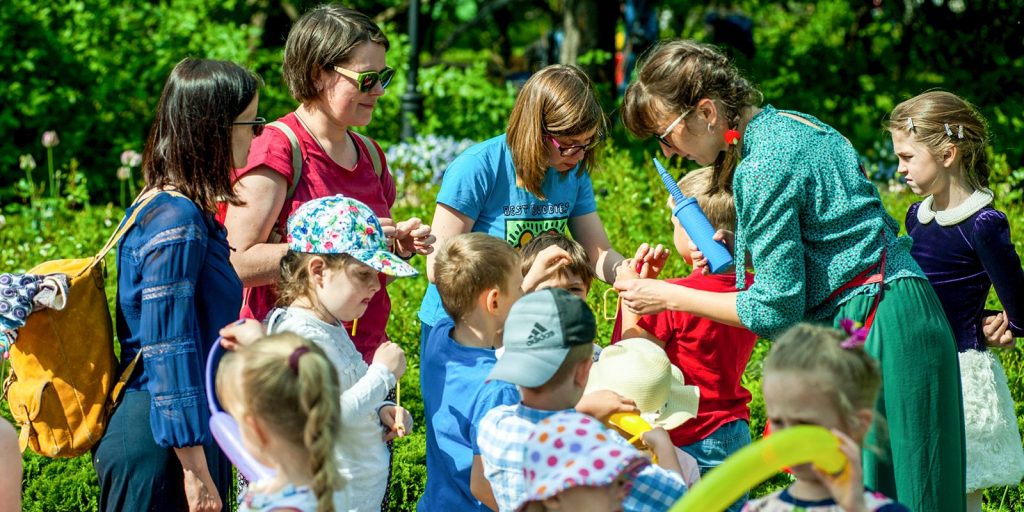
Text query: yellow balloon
668 425 847 512
608 413 652 444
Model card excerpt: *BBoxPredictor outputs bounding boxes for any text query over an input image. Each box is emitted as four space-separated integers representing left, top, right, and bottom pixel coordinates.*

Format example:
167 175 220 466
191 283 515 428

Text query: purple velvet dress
905 197 1024 491
906 203 1024 352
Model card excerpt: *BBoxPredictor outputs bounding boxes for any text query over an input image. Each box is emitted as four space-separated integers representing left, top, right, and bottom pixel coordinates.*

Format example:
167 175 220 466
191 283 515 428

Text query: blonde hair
283 5 390 103
888 91 990 191
519 233 596 287
507 65 606 199
674 166 737 231
277 251 359 309
530 343 594 392
435 233 520 321
622 40 763 195
217 333 343 512
763 323 882 429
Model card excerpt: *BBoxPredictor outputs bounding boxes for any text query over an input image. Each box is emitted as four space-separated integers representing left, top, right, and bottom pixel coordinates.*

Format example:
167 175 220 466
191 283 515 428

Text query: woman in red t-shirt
221 5 434 363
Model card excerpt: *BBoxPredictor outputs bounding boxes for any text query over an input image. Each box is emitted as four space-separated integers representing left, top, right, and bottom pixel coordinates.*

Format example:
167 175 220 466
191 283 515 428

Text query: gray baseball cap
487 288 596 388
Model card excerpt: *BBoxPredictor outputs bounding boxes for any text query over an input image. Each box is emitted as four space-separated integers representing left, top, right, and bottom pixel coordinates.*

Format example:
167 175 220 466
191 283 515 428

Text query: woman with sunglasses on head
220 5 435 363
418 64 668 352
617 40 966 512
92 58 260 512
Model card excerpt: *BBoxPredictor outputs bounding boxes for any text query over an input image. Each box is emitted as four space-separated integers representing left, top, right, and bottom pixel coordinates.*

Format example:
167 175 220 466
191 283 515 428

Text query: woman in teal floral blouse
618 40 965 512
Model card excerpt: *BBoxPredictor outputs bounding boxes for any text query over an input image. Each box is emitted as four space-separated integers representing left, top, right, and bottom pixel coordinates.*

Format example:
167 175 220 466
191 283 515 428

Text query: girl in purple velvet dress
890 91 1024 512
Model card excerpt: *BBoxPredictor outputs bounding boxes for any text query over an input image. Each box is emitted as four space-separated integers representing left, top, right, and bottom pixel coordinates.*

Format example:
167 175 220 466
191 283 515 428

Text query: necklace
293 110 331 156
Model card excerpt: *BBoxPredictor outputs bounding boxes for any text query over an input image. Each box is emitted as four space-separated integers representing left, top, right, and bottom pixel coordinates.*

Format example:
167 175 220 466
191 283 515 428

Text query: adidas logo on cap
526 322 556 346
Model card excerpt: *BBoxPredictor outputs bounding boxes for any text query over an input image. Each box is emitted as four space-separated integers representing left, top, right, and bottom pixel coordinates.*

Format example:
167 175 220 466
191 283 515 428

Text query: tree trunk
561 0 619 100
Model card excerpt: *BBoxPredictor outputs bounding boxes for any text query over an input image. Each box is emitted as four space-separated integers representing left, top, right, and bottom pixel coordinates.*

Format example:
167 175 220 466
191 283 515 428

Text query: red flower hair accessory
838 318 868 349
724 129 741 145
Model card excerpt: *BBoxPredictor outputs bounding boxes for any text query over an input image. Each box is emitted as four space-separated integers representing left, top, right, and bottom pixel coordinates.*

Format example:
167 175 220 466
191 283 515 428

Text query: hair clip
838 318 868 349
288 346 311 373
905 118 915 132
944 123 953 137
957 125 964 139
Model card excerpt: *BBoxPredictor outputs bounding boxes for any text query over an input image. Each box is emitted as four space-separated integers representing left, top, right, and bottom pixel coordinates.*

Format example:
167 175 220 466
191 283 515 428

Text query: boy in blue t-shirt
417 232 571 512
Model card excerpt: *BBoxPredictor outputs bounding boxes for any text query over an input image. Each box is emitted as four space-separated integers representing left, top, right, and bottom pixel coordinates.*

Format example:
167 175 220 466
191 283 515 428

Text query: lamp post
400 0 424 141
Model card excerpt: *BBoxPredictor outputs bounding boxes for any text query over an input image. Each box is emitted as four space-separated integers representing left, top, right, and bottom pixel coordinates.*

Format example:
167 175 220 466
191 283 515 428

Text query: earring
707 123 712 132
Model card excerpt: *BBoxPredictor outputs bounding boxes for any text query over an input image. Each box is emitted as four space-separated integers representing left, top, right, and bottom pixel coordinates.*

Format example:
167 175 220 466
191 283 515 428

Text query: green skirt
832 276 966 512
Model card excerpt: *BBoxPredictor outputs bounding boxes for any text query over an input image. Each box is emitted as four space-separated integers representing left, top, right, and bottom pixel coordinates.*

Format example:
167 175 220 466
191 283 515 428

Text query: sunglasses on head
548 131 606 157
332 65 396 93
232 116 267 137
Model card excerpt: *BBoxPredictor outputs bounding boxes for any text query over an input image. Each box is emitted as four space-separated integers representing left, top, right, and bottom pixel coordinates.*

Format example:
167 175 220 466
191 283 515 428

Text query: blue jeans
680 419 752 512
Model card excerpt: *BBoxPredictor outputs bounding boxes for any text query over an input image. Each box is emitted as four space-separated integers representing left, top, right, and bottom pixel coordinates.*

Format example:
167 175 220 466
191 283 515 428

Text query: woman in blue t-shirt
418 65 664 341
92 59 260 512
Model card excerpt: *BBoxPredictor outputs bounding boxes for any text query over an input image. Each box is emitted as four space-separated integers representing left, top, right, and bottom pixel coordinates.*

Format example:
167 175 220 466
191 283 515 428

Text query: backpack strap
351 131 384 179
108 351 141 411
83 190 186 278
267 121 303 199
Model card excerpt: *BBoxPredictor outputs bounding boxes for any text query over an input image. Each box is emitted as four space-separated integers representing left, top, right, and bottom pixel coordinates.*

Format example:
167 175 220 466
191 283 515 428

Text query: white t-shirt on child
267 307 396 512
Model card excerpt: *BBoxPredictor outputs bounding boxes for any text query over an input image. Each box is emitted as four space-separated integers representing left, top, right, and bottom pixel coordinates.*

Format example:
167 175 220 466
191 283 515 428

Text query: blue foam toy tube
653 158 734 274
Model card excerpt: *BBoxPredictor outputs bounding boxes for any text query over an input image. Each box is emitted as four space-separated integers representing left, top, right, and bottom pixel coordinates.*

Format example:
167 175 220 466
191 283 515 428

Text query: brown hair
519 232 596 287
506 65 606 199
530 343 594 392
217 332 343 512
887 90 990 191
142 58 260 212
277 251 357 309
763 323 882 429
622 40 762 194
435 233 520 321
283 5 390 103
672 166 737 231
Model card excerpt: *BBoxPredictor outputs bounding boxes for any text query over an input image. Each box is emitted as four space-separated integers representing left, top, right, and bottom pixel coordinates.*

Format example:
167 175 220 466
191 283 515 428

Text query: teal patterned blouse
732 105 924 339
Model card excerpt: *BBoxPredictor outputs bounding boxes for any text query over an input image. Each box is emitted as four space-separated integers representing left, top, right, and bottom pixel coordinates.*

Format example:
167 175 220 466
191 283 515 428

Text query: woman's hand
379 405 413 442
614 278 676 316
175 446 222 512
218 319 266 351
182 469 222 512
812 429 867 512
982 312 1015 349
690 229 734 275
381 217 436 258
632 243 669 279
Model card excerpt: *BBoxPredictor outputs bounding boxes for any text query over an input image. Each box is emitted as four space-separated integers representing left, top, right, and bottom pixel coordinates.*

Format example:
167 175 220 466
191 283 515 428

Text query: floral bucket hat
286 194 418 277
516 411 649 511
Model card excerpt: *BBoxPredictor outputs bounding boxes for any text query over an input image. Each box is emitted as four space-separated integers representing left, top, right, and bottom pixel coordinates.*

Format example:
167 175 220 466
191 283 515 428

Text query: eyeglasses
331 65 396 93
655 109 692 149
548 131 605 157
233 116 267 137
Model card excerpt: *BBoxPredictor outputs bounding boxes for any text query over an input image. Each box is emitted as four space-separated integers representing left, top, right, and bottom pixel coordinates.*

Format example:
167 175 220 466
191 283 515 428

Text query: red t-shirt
612 271 757 447
219 112 397 364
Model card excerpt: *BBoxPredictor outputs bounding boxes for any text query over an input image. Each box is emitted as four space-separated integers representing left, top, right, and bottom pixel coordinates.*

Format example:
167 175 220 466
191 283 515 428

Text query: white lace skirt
960 349 1024 491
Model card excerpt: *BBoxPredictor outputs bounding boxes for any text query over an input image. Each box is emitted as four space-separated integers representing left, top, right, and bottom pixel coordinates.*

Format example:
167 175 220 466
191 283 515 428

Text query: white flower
120 150 142 167
19 154 36 171
117 166 132 181
41 131 59 148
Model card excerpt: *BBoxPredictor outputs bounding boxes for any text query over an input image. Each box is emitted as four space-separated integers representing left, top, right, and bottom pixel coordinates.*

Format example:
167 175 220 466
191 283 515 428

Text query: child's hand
641 427 685 476
379 405 413 442
522 245 572 292
575 390 638 422
982 312 1016 349
218 319 265 350
812 429 867 512
632 243 669 279
372 341 407 380
690 229 734 275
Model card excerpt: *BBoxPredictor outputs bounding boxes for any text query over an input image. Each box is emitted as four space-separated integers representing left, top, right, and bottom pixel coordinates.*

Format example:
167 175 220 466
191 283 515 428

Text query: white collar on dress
916 188 994 226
